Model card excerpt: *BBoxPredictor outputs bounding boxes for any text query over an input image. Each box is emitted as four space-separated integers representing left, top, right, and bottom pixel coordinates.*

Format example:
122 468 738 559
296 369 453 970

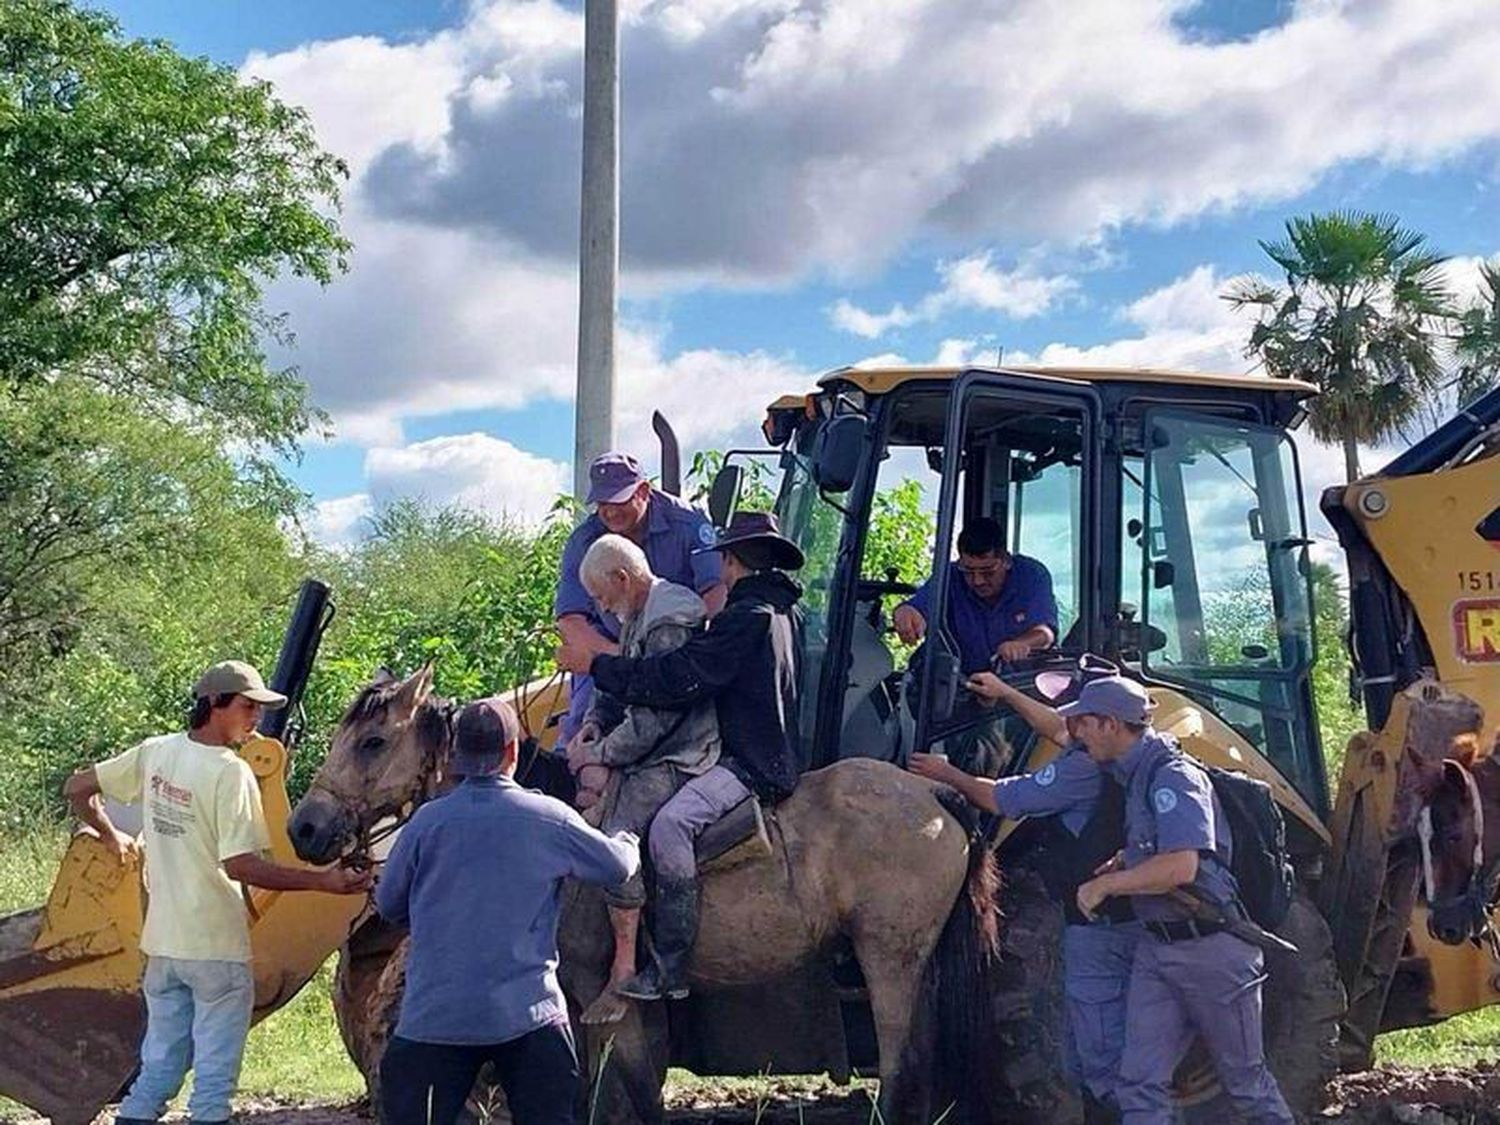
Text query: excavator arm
1320 386 1500 1066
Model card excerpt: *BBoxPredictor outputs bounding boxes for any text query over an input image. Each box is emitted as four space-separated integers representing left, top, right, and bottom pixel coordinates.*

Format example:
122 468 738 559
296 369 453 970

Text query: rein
1417 758 1500 948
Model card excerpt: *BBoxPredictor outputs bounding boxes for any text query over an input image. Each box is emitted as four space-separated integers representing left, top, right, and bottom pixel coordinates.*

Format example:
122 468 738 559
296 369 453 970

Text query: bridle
1417 758 1500 954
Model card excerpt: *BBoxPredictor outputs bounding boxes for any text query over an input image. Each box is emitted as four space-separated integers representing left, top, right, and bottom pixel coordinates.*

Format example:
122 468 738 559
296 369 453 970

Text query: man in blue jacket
556 511 804 1003
375 697 640 1125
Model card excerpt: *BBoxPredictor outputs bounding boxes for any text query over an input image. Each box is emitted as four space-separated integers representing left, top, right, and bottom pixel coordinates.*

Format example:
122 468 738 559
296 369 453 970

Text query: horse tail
924 787 1002 1124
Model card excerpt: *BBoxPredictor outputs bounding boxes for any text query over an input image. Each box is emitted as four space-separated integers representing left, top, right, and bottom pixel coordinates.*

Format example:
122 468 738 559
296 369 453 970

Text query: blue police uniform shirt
902 555 1058 673
1107 729 1239 923
555 489 722 639
991 744 1101 836
374 777 638 1045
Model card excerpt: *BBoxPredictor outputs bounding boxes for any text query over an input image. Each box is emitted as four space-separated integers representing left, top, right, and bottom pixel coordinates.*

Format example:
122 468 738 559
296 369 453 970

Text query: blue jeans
118 956 255 1123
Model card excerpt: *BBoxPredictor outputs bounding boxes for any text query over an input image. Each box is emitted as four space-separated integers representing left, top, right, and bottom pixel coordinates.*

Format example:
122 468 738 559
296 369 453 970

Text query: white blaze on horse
1411 734 1500 950
288 667 1006 1124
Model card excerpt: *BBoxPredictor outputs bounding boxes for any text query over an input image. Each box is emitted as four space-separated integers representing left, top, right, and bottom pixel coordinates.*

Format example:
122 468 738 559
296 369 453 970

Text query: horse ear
371 667 398 687
391 663 435 715
1442 759 1470 790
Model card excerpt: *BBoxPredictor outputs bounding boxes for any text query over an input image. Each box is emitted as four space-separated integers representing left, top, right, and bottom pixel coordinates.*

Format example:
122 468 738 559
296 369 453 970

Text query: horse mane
340 680 401 725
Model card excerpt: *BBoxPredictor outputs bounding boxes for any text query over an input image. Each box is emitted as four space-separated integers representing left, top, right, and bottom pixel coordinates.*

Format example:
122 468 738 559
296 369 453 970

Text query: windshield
773 447 847 750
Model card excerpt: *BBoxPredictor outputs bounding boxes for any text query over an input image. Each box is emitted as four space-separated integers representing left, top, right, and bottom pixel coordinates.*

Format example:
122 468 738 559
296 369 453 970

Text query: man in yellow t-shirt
63 660 370 1125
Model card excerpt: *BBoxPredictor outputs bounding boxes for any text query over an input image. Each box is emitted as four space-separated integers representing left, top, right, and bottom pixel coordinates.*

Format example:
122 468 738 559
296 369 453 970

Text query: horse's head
289 665 451 865
1418 752 1500 946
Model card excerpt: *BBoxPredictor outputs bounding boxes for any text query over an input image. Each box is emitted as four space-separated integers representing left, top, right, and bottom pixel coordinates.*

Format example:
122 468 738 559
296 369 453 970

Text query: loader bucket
0 835 148 1125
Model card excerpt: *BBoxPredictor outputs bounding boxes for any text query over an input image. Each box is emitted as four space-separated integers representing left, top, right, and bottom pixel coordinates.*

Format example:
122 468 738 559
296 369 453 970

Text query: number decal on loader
1453 598 1500 662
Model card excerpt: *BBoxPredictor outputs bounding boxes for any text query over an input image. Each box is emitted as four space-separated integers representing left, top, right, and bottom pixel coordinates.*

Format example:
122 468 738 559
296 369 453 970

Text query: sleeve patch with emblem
698 522 718 546
1153 787 1178 814
1034 763 1057 787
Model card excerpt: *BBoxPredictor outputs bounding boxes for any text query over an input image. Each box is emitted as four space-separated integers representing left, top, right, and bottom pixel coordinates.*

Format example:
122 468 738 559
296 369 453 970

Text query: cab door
912 370 1102 753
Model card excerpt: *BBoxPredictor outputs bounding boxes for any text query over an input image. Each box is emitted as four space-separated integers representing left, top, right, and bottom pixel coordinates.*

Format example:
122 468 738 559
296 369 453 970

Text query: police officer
1068 678 1292 1125
911 657 1136 1119
555 452 726 747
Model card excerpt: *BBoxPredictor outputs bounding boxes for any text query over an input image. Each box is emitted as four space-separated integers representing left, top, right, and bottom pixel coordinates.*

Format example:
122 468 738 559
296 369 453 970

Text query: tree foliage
0 0 349 452
1452 261 1500 409
1226 211 1452 481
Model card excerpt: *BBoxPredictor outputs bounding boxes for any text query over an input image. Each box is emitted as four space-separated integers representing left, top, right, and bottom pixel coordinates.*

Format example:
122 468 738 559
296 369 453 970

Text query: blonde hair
580 534 652 592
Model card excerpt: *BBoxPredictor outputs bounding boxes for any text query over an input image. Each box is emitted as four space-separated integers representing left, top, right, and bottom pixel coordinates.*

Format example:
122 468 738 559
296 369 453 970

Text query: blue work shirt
903 555 1058 673
374 776 639 1045
555 490 722 739
991 744 1101 836
1107 730 1239 924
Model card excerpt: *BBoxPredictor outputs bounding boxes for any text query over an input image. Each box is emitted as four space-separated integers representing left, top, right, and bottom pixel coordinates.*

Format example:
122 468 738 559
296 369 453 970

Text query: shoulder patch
698 522 718 546
1034 763 1057 787
1152 787 1178 814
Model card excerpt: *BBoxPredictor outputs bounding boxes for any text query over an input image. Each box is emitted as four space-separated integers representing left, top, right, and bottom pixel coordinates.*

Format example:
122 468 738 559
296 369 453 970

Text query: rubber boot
617 878 698 1001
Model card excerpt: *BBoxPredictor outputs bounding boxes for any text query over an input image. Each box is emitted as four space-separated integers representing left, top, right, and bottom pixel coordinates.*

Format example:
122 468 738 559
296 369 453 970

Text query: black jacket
590 570 804 801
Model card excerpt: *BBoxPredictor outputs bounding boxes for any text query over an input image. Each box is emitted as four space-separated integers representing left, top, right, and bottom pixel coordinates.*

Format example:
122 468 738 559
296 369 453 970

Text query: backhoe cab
733 365 1326 829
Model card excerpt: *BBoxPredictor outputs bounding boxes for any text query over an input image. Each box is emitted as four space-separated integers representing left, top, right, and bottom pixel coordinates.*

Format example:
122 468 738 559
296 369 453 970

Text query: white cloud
363 433 571 525
303 493 374 547
832 252 1076 338
264 0 1500 282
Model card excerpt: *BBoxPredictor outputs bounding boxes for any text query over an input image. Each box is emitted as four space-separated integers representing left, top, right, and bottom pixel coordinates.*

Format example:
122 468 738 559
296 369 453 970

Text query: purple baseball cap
586 452 647 505
1055 676 1155 724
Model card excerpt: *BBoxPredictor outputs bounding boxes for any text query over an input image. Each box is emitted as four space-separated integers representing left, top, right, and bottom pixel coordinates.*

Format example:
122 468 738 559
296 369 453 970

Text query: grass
1376 1006 1500 1068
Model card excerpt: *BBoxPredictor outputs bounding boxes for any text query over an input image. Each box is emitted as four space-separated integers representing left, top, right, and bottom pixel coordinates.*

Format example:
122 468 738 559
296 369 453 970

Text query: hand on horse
566 721 603 773
320 866 375 895
909 751 965 787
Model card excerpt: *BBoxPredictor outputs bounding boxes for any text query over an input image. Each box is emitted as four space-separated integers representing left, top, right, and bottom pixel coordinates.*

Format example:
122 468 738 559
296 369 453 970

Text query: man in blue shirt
555 452 725 746
375 697 640 1125
910 658 1137 1118
1068 678 1292 1125
894 517 1057 673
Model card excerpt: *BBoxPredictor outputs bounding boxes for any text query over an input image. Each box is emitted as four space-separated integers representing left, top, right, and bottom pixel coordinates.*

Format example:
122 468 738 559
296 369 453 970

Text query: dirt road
207 1064 1500 1125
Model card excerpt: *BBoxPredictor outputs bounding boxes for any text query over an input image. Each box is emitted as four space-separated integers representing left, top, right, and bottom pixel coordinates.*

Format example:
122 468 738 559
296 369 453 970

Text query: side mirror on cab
810 415 868 494
708 465 744 529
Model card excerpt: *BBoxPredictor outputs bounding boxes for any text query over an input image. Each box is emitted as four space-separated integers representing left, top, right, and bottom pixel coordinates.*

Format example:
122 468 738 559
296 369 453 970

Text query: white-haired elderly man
569 533 721 1023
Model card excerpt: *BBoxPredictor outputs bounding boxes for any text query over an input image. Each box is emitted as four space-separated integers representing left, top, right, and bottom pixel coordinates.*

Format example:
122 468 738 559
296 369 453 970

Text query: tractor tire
1262 890 1345 1117
985 862 1081 1123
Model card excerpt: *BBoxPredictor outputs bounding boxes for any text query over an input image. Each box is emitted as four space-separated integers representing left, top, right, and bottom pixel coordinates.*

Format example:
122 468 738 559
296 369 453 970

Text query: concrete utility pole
574 0 620 503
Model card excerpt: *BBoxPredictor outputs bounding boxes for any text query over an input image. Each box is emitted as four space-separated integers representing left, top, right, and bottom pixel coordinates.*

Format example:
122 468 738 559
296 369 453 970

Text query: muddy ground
167 1064 1500 1125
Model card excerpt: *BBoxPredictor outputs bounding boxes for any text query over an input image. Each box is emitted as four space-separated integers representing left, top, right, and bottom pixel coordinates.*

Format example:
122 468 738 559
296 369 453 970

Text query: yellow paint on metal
1342 455 1500 755
813 364 1320 399
995 684 1330 848
1408 906 1500 1019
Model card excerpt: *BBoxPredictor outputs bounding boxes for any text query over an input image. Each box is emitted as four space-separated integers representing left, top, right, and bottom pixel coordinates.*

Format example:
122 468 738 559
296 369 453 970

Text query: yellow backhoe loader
1 366 1496 1122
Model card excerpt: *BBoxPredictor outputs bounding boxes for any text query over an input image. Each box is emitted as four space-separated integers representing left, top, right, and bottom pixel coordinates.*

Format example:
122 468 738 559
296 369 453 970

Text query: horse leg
856 932 941 1123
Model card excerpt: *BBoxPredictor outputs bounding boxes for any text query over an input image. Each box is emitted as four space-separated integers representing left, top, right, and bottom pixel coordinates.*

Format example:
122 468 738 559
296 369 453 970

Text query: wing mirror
810 415 868 494
707 465 743 528
1152 560 1176 590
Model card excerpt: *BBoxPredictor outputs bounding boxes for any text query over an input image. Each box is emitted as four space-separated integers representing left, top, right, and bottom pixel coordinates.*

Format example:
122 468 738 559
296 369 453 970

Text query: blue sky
92 0 1500 543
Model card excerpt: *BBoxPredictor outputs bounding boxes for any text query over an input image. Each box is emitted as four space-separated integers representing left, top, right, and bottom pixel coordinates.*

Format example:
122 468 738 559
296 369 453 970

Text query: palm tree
1452 261 1500 409
1225 211 1452 481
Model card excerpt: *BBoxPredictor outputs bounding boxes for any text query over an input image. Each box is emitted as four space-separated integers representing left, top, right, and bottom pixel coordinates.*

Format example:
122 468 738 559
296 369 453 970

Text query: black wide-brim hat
693 511 806 571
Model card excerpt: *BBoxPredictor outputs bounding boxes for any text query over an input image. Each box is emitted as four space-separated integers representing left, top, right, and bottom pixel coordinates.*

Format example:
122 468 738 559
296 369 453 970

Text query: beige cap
193 660 288 708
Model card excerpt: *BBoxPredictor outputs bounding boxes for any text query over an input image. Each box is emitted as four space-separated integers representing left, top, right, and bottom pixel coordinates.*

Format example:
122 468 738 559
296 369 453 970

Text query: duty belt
1144 917 1229 943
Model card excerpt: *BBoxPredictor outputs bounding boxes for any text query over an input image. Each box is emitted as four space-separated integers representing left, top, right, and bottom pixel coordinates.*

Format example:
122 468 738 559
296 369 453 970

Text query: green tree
0 378 301 701
1226 211 1452 481
1452 261 1500 409
0 0 349 452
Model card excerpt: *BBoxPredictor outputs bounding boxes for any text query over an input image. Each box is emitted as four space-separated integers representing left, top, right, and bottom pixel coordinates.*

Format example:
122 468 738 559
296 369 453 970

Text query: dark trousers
380 1022 580 1125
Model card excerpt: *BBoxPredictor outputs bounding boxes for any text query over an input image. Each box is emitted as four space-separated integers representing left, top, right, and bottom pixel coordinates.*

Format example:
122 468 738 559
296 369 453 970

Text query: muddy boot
617 878 698 1001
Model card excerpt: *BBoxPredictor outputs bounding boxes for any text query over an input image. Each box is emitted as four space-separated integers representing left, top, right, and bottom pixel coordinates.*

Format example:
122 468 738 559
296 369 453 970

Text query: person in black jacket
556 511 805 1002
